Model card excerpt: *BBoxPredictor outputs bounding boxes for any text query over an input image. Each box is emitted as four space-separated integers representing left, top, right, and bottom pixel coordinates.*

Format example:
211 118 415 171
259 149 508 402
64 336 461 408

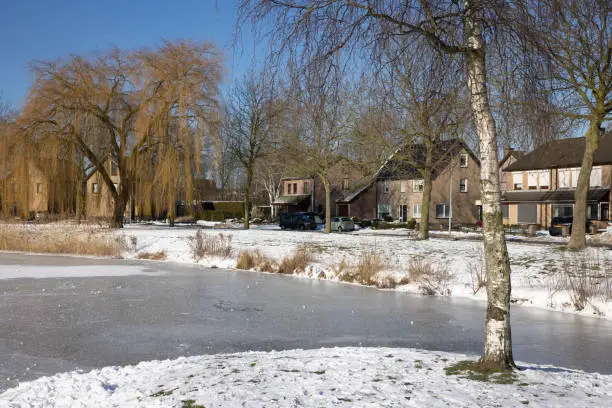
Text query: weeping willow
12 40 222 227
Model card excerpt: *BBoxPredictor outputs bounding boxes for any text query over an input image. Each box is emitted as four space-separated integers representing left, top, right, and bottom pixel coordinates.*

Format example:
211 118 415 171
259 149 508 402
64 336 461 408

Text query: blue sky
0 0 260 108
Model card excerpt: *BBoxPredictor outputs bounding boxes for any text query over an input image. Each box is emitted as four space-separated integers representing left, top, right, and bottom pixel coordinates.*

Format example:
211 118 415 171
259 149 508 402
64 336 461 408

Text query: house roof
499 149 525 168
376 139 479 181
505 134 612 171
273 194 311 206
336 181 372 203
502 188 610 203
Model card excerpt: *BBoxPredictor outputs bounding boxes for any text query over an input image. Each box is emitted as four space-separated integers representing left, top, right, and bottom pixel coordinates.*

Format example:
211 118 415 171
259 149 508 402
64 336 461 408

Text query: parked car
549 216 591 236
279 212 317 230
331 216 355 232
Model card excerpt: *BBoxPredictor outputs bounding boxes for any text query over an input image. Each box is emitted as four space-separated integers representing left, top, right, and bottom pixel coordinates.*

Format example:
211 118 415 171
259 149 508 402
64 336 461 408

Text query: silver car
331 216 355 232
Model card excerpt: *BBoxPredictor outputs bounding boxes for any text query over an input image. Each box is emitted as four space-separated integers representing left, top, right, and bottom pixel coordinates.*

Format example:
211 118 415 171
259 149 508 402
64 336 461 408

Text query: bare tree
520 0 611 249
239 0 516 370
225 71 281 229
20 41 222 227
290 60 349 233
380 45 468 239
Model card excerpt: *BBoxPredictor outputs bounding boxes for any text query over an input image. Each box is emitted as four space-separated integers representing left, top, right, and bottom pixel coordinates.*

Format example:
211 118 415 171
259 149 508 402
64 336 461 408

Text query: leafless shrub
236 249 277 272
549 251 612 312
137 250 167 261
190 230 233 261
376 276 397 289
278 246 313 274
407 257 454 296
0 224 123 257
467 246 487 295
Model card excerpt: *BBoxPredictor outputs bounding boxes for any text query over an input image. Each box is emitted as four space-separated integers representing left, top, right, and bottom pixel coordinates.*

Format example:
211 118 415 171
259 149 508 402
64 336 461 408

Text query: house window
36 183 43 194
92 183 100 194
111 161 119 177
570 168 580 188
590 166 602 187
413 179 424 192
399 204 408 222
383 181 389 194
501 204 509 219
512 172 523 190
304 182 309 194
601 203 609 221
113 183 119 192
587 203 598 220
413 203 422 218
293 183 298 194
558 168 570 188
552 204 573 218
436 203 450 218
459 178 468 193
460 153 468 168
528 171 538 190
342 178 349 190
400 181 407 193
377 204 391 219
539 170 549 189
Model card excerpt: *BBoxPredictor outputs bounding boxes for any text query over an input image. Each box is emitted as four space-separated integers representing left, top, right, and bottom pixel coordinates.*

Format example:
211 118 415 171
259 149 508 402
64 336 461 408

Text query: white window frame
527 171 538 189
558 168 570 188
570 167 580 188
36 183 43 194
590 166 602 187
92 183 100 194
413 179 424 192
400 181 407 193
459 178 468 193
413 203 422 218
512 172 523 190
460 153 469 168
538 170 549 189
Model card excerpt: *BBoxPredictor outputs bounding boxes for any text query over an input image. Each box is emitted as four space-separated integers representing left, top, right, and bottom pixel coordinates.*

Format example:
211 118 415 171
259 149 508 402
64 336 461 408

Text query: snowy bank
1 347 610 408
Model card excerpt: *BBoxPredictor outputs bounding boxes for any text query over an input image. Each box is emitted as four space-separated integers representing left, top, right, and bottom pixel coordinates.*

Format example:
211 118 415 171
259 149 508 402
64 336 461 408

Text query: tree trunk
110 195 126 228
322 176 331 233
465 0 515 370
243 167 253 230
568 121 600 249
419 170 432 240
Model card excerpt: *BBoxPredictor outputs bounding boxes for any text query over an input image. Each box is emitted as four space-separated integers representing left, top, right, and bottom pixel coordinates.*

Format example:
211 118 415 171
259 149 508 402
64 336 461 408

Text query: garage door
517 204 537 224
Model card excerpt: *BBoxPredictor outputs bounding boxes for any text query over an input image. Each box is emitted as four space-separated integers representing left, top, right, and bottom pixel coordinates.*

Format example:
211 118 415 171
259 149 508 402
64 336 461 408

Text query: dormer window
460 153 468 168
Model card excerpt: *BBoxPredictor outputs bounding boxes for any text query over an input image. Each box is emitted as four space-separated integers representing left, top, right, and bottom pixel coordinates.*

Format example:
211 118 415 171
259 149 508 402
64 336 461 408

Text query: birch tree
240 0 516 370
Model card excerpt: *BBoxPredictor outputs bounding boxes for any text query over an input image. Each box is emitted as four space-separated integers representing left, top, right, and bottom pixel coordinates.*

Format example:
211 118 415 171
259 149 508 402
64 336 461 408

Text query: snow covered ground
2 347 611 407
120 223 612 319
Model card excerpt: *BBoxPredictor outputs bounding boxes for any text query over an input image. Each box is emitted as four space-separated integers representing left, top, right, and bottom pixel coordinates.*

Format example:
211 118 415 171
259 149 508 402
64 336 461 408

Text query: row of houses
274 134 612 229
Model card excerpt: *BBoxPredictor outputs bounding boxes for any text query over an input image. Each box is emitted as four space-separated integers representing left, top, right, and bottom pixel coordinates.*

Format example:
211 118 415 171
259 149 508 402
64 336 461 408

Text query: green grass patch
445 360 517 384
181 400 206 408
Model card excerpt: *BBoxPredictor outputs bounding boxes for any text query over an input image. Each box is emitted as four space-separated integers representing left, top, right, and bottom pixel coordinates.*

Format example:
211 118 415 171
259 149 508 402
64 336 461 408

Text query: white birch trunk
465 0 515 369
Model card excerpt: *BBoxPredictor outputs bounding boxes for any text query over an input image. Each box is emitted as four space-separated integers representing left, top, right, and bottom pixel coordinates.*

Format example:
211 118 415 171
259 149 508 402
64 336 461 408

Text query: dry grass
0 224 124 257
338 250 386 286
278 247 313 274
407 257 454 296
467 246 486 295
190 230 233 261
137 250 167 260
235 249 277 272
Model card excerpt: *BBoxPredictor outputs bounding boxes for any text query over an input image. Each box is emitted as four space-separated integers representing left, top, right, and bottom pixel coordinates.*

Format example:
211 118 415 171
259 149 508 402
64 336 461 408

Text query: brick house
501 134 612 228
337 139 482 226
273 161 366 216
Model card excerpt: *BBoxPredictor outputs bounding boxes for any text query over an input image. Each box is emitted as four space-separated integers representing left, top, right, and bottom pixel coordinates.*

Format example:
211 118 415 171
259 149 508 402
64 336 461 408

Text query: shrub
137 250 167 260
372 221 416 230
190 230 233 261
467 246 486 295
278 247 313 274
549 251 612 312
407 257 454 296
236 249 276 272
355 250 385 284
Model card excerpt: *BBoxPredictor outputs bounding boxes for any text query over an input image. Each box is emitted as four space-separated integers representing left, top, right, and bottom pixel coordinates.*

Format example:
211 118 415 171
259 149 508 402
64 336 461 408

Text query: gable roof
499 149 525 168
505 134 612 172
376 139 479 180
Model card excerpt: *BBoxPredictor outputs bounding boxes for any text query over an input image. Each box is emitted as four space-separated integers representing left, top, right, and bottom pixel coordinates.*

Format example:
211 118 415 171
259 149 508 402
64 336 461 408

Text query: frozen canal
1 253 612 391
